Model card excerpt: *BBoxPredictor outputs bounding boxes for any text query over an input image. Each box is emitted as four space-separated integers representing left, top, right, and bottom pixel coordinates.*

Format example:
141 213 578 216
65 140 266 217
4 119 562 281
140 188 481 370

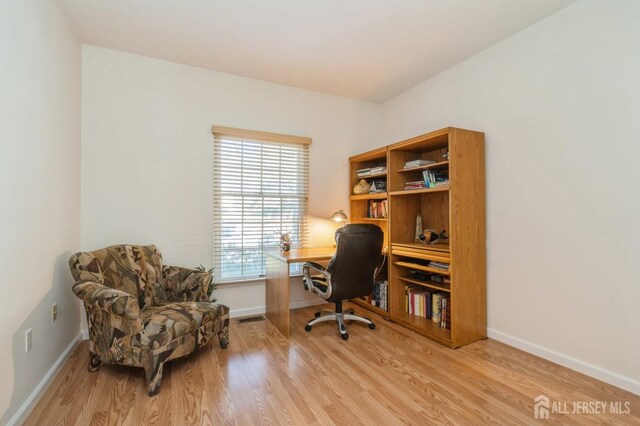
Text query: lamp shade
330 210 348 223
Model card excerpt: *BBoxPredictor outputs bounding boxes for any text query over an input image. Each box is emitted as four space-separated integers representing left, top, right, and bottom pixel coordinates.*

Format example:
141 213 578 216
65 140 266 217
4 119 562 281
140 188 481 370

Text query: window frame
212 126 311 283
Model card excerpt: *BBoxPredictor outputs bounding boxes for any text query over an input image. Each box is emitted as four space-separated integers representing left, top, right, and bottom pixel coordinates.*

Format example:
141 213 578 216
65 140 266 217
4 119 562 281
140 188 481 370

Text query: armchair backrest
326 224 384 301
69 244 166 309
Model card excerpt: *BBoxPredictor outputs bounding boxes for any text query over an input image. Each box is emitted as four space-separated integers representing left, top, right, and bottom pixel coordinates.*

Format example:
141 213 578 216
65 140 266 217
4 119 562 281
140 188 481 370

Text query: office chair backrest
326 224 384 301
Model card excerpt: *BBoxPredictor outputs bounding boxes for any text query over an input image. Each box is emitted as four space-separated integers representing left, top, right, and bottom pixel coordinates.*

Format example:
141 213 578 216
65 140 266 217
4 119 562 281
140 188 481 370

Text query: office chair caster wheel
314 312 321 318
305 325 312 332
341 333 349 341
368 323 376 330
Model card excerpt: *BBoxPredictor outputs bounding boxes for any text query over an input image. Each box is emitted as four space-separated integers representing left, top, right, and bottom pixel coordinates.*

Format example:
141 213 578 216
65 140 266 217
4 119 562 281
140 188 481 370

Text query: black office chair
302 224 384 340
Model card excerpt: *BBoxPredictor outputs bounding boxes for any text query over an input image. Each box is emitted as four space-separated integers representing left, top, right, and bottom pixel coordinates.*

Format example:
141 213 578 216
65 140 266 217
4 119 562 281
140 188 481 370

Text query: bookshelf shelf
393 261 450 276
348 127 485 349
389 186 450 196
398 276 450 293
349 193 387 201
394 311 451 344
393 242 450 253
398 160 449 173
357 171 387 179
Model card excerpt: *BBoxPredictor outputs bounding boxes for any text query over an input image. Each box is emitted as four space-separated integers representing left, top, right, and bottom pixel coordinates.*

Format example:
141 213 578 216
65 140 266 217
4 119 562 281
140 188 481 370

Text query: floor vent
237 315 265 324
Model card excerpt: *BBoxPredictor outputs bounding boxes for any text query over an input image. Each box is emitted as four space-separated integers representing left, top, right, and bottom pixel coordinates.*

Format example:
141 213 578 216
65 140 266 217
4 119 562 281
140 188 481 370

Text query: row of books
403 180 426 190
372 280 388 311
367 199 388 218
405 285 450 328
360 280 388 311
423 170 449 188
403 173 449 191
357 166 387 177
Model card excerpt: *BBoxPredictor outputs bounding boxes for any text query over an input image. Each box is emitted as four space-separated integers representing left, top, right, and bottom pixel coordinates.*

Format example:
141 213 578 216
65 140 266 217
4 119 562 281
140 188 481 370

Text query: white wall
381 0 640 392
81 45 382 317
0 1 82 423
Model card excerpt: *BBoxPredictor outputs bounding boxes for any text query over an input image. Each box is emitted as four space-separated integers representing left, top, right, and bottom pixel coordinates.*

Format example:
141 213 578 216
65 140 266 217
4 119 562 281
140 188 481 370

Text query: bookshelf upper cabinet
348 127 486 348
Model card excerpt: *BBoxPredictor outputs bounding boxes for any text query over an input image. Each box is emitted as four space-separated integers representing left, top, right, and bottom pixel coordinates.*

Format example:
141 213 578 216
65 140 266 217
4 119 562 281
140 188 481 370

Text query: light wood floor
26 303 639 425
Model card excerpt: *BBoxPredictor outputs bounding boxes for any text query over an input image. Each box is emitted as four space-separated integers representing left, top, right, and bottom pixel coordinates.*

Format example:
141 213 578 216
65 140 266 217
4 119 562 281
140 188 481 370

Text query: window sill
217 273 303 287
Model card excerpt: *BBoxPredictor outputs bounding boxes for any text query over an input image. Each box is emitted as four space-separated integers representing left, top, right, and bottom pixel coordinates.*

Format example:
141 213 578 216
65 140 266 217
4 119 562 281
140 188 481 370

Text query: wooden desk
265 247 335 338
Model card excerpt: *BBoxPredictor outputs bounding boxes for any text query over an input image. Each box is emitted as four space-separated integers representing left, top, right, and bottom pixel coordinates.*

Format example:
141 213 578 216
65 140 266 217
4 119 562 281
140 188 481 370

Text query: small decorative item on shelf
415 214 423 241
278 232 291 252
353 179 372 194
369 179 387 193
443 150 450 160
417 229 449 245
194 264 218 302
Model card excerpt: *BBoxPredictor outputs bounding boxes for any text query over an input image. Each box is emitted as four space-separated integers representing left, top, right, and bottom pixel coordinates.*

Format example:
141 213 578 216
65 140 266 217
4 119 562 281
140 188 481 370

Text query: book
356 168 371 177
432 293 444 324
370 166 387 174
430 274 443 283
404 159 435 168
428 261 450 270
440 297 450 328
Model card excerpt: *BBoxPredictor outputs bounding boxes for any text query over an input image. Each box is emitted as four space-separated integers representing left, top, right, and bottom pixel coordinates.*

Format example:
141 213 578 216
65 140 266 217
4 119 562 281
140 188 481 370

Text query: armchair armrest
162 265 211 302
72 281 141 320
302 262 332 299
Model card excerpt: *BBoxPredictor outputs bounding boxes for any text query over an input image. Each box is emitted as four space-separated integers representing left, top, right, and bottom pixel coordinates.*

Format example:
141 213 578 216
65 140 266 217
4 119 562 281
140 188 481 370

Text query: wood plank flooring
25 303 640 425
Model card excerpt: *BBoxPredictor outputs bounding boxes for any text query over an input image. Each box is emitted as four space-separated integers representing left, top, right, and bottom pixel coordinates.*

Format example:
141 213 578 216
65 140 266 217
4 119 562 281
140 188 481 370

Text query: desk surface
265 246 335 264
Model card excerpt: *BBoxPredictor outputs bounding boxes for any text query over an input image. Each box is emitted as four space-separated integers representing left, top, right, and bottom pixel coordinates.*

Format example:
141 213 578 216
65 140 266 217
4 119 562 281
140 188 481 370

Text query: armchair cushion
162 266 211 303
136 302 227 349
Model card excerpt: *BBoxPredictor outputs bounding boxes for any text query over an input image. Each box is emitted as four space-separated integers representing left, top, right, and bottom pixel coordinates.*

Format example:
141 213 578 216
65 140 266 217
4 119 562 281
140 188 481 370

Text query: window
212 126 310 281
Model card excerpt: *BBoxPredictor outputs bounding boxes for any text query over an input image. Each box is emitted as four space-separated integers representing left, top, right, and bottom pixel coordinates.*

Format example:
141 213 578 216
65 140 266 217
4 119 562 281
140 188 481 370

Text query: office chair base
305 308 374 339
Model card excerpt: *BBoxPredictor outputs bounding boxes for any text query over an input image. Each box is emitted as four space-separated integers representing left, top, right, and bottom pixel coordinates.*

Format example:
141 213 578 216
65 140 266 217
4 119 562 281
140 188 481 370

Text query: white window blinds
212 127 310 281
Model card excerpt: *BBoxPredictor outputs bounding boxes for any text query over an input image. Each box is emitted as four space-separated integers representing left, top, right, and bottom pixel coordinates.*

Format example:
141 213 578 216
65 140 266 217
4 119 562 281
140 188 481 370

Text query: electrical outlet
51 303 58 322
25 328 32 352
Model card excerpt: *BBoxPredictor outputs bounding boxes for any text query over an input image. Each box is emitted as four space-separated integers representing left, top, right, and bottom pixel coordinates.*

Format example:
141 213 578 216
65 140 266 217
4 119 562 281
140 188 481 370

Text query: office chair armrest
302 262 332 299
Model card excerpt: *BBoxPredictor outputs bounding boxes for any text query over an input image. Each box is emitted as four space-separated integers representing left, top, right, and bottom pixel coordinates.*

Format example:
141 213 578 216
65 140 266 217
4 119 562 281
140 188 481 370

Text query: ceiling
60 0 575 103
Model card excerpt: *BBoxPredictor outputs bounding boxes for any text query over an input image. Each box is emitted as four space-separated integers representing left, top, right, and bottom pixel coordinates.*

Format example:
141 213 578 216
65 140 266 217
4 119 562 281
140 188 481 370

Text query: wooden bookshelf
348 127 486 348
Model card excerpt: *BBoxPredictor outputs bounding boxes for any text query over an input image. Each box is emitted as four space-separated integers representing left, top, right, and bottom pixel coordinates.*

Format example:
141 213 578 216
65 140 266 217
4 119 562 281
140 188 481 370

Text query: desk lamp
330 210 348 226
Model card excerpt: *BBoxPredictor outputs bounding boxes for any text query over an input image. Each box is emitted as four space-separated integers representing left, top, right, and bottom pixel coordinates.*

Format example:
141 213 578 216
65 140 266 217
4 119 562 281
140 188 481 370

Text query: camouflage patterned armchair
69 244 229 396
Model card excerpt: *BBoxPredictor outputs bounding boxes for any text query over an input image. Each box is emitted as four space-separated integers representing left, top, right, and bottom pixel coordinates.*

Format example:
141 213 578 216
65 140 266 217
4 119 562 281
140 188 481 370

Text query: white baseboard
290 299 326 310
488 328 640 396
229 306 265 318
229 299 325 319
7 333 82 426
